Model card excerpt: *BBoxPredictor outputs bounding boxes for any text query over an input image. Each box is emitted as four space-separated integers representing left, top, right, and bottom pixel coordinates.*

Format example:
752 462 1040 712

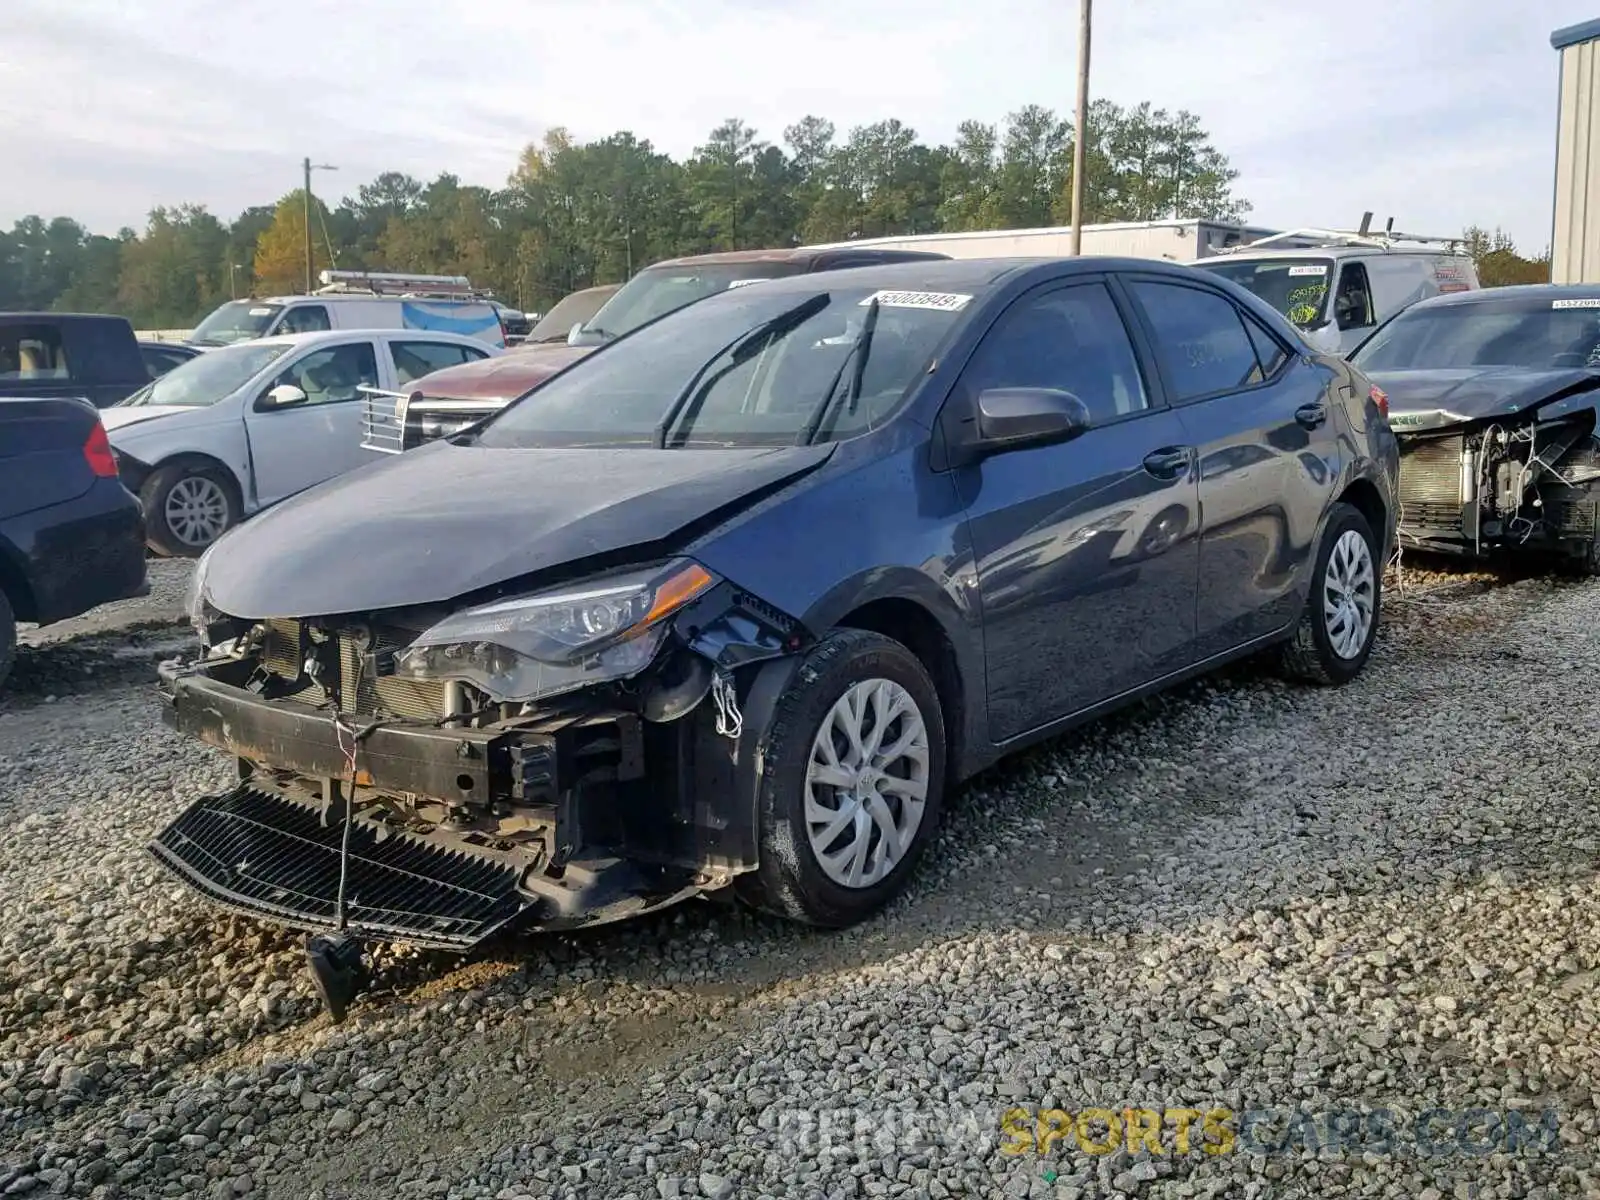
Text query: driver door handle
1295 402 1327 429
1142 446 1192 480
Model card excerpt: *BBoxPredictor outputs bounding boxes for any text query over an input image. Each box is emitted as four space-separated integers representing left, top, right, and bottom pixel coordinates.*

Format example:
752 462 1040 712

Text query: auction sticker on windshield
1287 265 1328 277
1552 298 1600 309
726 278 771 289
860 290 973 311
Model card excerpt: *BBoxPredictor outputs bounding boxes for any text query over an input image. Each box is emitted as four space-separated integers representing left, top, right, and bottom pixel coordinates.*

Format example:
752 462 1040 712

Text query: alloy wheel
804 678 931 889
1323 528 1375 659
164 475 230 548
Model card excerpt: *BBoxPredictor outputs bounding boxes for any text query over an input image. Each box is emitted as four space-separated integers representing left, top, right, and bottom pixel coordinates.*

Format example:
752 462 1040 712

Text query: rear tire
0 588 14 691
1280 501 1382 685
736 629 947 928
141 463 239 558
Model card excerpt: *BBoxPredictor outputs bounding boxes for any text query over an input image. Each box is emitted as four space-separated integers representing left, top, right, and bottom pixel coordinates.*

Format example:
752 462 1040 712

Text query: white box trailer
802 218 1323 263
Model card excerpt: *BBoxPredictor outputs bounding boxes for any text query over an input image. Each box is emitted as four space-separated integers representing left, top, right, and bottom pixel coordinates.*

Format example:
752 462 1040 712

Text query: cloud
1 0 1593 253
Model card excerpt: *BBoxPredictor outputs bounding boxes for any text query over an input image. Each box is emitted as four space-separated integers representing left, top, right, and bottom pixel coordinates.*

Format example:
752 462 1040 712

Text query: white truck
186 270 510 350
802 218 1326 263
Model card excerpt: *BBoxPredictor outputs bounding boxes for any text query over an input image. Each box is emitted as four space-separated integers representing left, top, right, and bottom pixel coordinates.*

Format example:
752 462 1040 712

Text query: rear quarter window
0 324 70 382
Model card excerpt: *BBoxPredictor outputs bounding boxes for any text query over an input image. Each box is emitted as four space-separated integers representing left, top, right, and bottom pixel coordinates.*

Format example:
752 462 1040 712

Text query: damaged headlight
185 542 220 640
393 559 717 703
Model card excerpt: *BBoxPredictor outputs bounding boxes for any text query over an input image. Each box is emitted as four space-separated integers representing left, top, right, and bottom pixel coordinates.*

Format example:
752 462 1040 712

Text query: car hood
101 405 200 432
1371 367 1600 433
200 439 835 618
411 345 592 404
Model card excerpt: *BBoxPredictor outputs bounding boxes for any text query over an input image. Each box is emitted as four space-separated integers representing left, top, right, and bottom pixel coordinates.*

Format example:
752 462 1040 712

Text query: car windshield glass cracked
474 285 971 449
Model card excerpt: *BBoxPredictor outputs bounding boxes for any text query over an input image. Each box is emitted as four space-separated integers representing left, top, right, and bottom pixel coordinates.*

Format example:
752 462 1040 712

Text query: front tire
140 464 239 558
737 629 947 927
1280 501 1382 685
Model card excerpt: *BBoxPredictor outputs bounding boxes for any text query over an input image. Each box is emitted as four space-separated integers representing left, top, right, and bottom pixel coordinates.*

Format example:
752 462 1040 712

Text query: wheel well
150 454 245 506
0 549 37 623
835 597 965 769
1338 478 1389 557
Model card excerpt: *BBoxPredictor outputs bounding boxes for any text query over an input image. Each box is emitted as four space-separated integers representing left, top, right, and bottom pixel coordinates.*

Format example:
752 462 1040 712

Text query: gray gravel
2 558 1598 1199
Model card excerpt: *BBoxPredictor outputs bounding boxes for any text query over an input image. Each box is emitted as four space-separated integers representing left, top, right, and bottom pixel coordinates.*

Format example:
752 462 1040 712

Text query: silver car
104 330 499 556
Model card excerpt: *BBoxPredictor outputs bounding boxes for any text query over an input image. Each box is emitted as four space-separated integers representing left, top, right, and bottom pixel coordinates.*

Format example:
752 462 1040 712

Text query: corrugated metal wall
1553 36 1600 283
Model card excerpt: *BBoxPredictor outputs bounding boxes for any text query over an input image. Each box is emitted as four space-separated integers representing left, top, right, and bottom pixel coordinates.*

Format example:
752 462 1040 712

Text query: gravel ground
2 557 1598 1199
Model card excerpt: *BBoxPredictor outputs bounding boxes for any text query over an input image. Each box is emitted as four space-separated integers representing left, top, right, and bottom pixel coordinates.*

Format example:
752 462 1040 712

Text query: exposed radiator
258 619 444 720
1398 436 1464 532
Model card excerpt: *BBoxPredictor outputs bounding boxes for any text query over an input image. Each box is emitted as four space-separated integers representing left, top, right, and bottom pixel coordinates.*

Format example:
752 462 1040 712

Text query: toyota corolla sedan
153 257 1397 1019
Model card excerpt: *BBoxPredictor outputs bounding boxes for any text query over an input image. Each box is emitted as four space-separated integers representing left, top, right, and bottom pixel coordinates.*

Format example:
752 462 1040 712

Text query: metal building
1552 18 1600 283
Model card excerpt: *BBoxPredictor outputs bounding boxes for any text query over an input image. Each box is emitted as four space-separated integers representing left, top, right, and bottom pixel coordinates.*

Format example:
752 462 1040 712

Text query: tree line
0 101 1551 329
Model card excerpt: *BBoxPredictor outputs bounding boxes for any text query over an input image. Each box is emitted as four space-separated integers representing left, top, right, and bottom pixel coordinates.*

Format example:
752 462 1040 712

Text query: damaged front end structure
1392 384 1600 568
149 556 807 1011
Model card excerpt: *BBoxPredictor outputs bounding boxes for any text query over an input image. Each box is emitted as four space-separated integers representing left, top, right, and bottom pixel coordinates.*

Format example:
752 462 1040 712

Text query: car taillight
83 421 119 477
1369 384 1389 419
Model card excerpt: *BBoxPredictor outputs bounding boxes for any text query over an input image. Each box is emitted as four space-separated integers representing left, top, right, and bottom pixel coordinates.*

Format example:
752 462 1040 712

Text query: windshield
190 301 284 347
1352 298 1600 371
526 289 615 343
474 284 974 449
119 342 292 407
573 262 796 344
1195 257 1334 327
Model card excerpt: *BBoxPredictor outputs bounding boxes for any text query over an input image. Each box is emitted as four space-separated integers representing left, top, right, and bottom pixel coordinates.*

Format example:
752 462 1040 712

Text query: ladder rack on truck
1212 212 1466 255
313 269 493 299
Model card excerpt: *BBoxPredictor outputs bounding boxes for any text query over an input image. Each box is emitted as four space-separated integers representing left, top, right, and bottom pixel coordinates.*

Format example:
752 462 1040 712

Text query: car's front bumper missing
149 655 753 948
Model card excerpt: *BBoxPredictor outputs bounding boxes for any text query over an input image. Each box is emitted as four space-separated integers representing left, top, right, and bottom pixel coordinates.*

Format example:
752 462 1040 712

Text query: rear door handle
1142 446 1192 480
1296 402 1327 429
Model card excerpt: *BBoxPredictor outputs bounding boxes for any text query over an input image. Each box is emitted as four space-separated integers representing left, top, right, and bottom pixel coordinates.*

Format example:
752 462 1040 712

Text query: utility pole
302 157 337 292
1069 0 1093 256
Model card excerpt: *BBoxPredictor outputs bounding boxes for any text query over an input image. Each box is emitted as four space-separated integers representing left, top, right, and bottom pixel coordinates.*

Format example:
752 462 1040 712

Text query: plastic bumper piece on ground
149 781 533 950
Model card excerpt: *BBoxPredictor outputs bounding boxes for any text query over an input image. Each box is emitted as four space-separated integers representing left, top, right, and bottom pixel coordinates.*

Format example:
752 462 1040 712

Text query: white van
1189 225 1481 356
186 271 508 350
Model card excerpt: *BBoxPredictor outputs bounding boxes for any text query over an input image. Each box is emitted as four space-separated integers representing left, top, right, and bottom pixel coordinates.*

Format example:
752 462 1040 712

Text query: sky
2 0 1595 253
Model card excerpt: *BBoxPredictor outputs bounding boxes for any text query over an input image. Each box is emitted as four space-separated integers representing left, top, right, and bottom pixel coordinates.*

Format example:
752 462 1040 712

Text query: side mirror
566 322 586 346
974 387 1091 453
261 383 308 410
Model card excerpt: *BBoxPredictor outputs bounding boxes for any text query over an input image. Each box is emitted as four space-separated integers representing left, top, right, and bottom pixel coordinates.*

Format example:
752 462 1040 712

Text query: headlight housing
186 542 219 639
393 559 717 703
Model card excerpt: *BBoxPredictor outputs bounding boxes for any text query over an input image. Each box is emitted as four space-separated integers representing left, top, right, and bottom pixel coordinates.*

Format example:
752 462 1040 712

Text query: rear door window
1127 280 1264 401
390 340 489 387
0 324 70 381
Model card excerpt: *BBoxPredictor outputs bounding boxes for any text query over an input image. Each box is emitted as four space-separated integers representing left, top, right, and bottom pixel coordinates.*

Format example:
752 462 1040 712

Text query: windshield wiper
797 297 880 446
653 293 831 449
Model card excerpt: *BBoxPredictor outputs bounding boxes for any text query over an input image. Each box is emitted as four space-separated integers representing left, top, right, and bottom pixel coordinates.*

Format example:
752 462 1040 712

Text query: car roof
645 246 948 270
239 329 486 349
712 254 1210 297
1399 282 1589 312
0 312 134 324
